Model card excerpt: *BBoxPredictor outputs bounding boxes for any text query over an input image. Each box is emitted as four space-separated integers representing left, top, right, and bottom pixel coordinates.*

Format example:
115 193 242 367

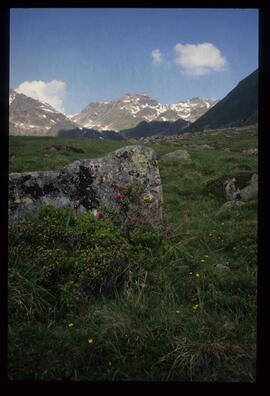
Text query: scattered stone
9 145 164 229
48 145 85 153
243 148 258 156
159 149 191 162
223 177 241 200
215 264 231 272
197 144 213 150
222 200 245 208
239 173 258 201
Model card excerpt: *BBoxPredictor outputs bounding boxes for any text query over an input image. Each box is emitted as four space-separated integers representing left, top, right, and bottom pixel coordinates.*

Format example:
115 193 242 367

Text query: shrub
9 203 163 318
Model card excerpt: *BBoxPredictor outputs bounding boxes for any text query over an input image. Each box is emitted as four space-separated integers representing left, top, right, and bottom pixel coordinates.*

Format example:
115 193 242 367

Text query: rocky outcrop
224 177 241 200
222 173 258 208
159 149 191 162
239 173 258 201
9 145 164 228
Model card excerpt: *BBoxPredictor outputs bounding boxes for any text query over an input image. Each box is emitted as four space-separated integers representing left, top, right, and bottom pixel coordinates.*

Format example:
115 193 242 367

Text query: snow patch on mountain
72 94 219 131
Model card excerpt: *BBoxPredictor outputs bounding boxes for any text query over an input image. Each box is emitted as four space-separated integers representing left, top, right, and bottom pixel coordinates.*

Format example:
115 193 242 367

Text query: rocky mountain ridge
71 93 219 131
186 69 258 132
9 89 77 136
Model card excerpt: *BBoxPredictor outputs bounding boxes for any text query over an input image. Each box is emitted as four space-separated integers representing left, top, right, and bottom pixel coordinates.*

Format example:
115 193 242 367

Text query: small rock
222 200 245 208
243 148 258 156
197 144 213 150
239 173 258 201
224 177 241 200
215 264 231 272
159 149 191 162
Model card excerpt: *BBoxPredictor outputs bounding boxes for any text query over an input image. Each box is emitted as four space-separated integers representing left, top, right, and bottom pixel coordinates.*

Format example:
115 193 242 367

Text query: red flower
96 211 104 218
113 193 126 200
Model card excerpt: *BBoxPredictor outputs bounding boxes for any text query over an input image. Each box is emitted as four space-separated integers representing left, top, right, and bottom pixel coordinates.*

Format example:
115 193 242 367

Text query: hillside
9 89 77 137
58 127 125 140
186 69 258 132
120 118 190 139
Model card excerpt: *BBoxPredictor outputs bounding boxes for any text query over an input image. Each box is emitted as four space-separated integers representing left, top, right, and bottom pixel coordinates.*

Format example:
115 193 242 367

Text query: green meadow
8 125 258 381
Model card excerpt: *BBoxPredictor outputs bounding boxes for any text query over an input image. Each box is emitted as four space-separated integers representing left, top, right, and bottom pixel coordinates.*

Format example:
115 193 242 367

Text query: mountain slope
9 89 77 136
186 69 258 132
58 128 125 140
120 118 190 139
72 94 218 131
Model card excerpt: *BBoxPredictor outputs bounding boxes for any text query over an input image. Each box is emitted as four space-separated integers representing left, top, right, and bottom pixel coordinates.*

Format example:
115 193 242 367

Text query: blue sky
10 8 258 114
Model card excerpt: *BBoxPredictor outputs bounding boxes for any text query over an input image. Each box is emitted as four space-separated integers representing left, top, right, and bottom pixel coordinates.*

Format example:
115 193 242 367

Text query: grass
8 125 258 381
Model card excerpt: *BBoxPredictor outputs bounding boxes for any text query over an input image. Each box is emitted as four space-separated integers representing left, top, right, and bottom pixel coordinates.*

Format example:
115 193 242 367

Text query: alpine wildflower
143 193 153 203
195 272 200 278
88 338 94 345
192 304 200 310
95 210 104 218
68 323 74 328
113 193 126 200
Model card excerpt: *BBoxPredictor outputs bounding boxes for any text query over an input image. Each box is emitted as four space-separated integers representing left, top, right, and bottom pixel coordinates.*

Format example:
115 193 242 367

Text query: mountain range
9 69 258 139
9 90 218 137
71 94 218 131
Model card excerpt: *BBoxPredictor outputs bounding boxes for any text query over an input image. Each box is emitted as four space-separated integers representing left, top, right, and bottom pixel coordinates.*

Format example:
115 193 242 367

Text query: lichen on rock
9 145 164 228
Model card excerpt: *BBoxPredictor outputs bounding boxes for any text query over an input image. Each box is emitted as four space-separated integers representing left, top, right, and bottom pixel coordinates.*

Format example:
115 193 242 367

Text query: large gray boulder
9 145 164 228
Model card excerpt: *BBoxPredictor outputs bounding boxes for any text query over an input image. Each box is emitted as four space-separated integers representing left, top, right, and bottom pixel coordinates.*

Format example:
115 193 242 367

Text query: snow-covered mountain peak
72 93 219 131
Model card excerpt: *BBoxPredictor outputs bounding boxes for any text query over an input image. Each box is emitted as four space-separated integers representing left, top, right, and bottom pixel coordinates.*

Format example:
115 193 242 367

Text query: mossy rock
203 172 254 202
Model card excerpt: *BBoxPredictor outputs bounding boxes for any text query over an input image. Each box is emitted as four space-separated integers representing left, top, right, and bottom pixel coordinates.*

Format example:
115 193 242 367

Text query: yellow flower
200 259 205 262
204 255 209 258
192 304 199 310
188 271 193 275
68 323 74 328
143 193 153 203
195 272 200 278
88 338 94 344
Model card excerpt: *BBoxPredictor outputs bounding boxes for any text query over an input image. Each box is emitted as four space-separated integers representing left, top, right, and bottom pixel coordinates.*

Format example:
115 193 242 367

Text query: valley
9 125 258 381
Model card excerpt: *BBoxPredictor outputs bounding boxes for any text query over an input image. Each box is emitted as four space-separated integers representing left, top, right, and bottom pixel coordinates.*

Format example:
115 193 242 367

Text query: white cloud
174 43 227 76
15 80 66 112
151 49 164 64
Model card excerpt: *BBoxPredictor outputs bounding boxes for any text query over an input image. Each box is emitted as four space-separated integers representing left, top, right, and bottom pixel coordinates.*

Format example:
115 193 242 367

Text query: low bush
9 204 163 320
